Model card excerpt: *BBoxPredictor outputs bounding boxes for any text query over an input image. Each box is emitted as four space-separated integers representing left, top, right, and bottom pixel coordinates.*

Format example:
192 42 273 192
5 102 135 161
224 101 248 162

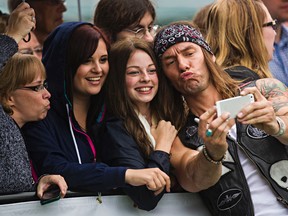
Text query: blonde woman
206 0 276 79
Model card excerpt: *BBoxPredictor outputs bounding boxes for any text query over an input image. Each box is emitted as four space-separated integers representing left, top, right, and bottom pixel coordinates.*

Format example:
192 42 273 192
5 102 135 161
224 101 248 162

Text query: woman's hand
37 175 68 199
125 168 171 194
151 120 177 153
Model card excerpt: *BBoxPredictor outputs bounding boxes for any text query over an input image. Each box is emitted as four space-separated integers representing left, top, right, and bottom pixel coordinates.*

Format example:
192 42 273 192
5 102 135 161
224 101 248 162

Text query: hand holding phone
216 94 255 119
40 184 61 205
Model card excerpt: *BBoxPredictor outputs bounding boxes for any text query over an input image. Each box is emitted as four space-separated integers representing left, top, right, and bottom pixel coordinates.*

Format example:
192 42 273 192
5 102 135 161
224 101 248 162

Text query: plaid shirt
269 24 288 86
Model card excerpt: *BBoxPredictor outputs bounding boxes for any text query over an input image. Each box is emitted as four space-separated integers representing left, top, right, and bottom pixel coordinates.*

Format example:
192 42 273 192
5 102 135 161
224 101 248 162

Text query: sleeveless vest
178 113 288 216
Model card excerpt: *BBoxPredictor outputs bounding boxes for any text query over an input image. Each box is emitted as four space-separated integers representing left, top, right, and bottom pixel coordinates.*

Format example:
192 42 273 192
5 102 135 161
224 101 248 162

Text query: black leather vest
178 113 288 216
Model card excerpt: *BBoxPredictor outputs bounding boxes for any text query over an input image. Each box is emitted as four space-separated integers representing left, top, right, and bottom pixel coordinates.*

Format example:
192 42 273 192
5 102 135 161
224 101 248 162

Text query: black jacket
99 116 170 210
179 112 288 216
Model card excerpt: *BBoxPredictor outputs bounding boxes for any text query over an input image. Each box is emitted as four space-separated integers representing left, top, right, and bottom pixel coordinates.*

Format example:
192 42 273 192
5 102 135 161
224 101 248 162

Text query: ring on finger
205 129 213 137
31 16 35 22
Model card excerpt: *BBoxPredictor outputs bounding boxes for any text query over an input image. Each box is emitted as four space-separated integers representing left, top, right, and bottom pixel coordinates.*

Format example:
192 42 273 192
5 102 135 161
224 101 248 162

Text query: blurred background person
8 0 67 46
262 0 288 86
206 0 275 80
18 31 42 60
0 10 9 33
1 1 35 68
0 8 42 60
94 0 158 43
192 3 212 38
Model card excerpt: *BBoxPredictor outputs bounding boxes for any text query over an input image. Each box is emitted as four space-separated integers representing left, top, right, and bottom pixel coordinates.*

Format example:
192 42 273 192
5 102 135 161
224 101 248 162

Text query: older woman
0 53 67 197
0 2 67 198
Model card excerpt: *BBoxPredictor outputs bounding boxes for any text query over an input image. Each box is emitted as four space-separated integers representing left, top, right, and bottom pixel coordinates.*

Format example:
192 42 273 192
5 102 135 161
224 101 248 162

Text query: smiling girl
99 38 177 210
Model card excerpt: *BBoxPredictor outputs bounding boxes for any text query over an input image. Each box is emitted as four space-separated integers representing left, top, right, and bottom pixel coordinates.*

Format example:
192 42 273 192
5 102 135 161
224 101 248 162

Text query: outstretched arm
171 107 233 192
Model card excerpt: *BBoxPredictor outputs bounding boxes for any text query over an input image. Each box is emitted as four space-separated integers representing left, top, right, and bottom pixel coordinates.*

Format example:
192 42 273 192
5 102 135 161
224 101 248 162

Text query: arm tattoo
257 79 288 113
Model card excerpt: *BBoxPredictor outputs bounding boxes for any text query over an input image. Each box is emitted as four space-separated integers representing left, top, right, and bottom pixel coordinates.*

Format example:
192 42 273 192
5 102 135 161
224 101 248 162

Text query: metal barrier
0 192 211 216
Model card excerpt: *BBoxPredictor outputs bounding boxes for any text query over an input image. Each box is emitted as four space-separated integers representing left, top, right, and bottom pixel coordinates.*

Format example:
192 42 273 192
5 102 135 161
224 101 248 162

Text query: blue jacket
23 22 127 192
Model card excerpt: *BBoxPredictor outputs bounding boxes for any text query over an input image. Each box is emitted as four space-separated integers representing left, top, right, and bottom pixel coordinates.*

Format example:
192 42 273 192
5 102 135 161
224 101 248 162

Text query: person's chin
53 19 64 27
39 113 48 120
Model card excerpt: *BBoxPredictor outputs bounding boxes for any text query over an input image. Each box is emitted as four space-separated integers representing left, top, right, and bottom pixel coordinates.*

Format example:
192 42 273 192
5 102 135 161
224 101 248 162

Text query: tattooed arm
255 78 288 115
238 78 288 144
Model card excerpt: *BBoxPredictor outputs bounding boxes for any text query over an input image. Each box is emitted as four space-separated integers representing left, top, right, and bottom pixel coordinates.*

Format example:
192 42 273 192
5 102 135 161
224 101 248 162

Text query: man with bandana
154 21 288 216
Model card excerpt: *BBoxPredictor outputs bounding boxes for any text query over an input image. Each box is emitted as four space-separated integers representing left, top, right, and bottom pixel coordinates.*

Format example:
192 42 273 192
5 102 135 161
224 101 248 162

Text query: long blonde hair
206 0 272 78
0 53 46 115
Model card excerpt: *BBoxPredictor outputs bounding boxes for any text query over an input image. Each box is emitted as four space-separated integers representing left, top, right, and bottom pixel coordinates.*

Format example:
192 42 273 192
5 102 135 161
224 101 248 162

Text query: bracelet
273 116 286 137
202 145 225 165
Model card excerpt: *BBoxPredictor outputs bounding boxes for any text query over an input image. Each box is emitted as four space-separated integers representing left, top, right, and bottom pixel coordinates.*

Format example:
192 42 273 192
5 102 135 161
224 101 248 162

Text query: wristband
202 145 225 165
273 116 286 137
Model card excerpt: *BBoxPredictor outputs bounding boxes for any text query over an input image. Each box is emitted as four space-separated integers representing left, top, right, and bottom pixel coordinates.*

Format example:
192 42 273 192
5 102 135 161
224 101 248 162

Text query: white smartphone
216 94 255 119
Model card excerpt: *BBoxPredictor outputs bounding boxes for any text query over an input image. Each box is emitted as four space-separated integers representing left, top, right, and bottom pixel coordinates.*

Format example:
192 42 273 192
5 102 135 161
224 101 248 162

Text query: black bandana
154 23 213 57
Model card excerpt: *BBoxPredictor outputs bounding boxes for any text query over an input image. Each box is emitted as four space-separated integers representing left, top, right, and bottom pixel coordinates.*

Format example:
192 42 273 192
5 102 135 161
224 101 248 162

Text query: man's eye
19 49 33 55
34 48 43 53
186 52 194 56
166 60 175 66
